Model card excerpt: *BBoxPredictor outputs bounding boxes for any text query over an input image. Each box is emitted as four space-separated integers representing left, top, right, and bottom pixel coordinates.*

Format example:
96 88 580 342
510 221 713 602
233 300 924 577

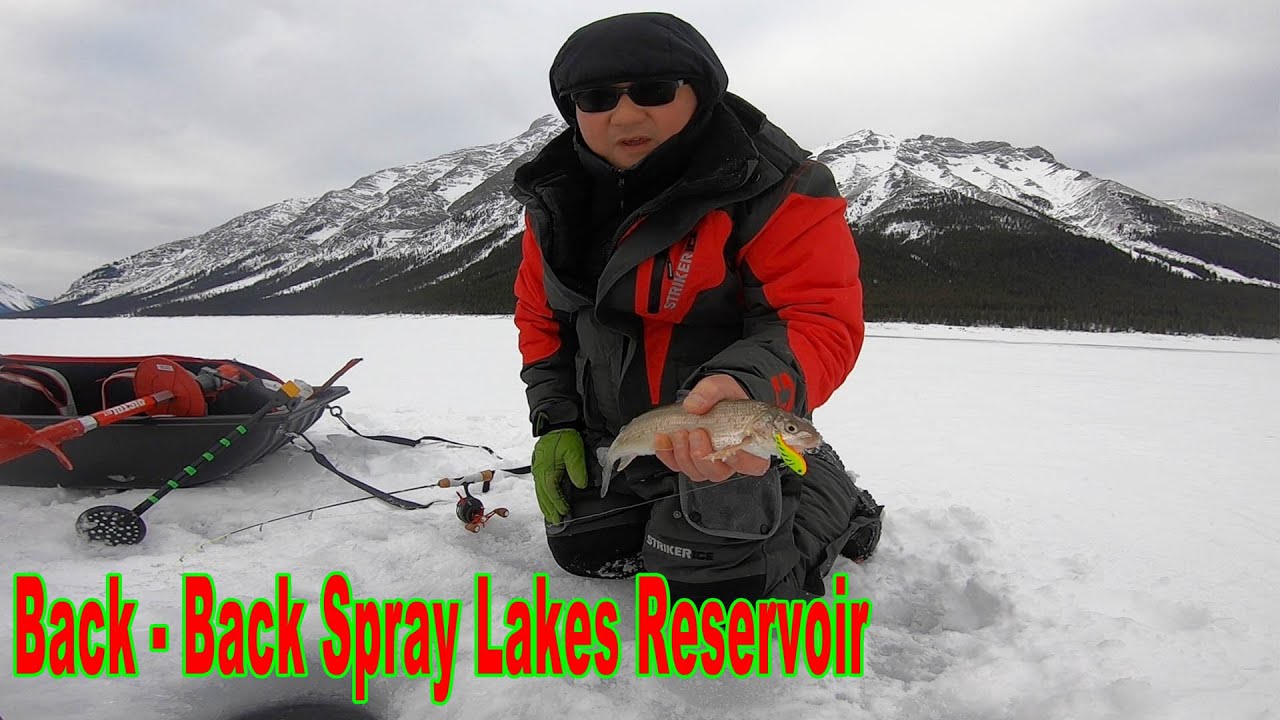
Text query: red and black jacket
512 94 864 450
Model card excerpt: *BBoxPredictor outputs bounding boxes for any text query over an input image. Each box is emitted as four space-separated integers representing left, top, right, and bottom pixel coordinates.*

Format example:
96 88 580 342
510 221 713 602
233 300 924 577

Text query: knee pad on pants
547 523 645 579
544 482 648 579
642 467 803 595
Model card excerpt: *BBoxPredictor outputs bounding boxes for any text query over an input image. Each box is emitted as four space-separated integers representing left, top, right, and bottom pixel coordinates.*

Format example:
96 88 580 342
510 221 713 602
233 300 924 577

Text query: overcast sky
1 0 1277 299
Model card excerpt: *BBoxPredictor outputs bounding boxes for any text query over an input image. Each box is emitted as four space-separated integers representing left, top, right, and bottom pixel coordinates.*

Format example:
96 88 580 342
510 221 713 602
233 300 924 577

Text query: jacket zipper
647 253 668 314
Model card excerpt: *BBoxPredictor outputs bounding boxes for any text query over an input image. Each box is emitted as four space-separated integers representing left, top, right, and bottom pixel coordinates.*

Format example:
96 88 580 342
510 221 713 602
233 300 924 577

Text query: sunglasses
568 79 686 113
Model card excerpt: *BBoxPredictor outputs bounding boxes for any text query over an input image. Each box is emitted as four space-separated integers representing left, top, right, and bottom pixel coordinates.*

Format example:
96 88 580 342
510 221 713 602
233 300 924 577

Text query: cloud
0 0 1276 298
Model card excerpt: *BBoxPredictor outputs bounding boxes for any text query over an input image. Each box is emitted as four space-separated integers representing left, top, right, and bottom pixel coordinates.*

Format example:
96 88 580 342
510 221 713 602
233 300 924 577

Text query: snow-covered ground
1 316 1277 720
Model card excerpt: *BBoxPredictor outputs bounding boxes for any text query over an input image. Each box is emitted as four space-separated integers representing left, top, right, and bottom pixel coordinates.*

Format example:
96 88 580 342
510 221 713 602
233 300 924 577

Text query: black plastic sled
0 353 348 489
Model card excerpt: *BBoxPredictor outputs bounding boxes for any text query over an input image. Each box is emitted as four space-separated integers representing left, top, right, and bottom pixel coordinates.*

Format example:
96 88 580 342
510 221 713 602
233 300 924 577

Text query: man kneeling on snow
512 12 883 602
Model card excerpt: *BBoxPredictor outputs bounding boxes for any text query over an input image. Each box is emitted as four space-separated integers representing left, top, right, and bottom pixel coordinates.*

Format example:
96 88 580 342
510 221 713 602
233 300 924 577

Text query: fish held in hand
603 400 823 484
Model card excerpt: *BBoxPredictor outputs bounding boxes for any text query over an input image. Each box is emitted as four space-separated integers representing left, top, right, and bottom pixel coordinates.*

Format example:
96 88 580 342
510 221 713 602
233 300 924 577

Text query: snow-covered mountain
53 116 565 311
35 117 1280 317
813 131 1279 286
0 280 48 314
1165 198 1280 246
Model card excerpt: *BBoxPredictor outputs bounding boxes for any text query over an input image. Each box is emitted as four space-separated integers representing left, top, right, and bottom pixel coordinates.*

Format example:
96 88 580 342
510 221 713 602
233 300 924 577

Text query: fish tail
600 456 616 498
600 455 636 498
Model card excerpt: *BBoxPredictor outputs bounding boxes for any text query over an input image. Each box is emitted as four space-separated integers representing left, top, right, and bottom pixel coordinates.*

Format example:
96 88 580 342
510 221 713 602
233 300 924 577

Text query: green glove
531 428 589 525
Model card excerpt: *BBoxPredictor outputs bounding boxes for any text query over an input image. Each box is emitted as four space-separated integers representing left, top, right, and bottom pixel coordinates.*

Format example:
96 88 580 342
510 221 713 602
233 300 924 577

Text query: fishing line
550 471 763 527
183 465 771 562
186 470 502 550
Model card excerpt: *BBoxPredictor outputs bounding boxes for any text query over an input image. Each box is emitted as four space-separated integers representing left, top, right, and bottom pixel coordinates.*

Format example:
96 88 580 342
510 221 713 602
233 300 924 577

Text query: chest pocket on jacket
635 210 734 323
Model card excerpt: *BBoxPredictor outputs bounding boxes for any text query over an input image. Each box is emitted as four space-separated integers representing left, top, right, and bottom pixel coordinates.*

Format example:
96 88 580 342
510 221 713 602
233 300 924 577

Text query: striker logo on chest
662 234 698 310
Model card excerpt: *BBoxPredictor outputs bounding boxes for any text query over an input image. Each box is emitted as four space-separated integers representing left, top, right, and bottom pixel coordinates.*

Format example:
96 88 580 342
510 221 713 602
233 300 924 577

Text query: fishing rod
183 467 522 558
190 461 779 551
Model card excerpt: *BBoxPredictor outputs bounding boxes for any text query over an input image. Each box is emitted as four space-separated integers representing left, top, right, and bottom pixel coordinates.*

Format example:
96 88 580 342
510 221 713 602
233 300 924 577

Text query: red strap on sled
0 357 210 470
0 372 64 415
0 364 76 416
100 368 135 412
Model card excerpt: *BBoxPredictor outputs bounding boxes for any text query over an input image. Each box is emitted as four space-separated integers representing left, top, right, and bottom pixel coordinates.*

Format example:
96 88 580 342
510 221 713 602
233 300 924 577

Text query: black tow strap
291 433 446 510
291 407 532 510
328 405 502 456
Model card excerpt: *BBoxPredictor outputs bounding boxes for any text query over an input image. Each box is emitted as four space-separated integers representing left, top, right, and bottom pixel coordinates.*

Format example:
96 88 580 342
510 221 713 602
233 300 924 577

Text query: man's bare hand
653 374 773 482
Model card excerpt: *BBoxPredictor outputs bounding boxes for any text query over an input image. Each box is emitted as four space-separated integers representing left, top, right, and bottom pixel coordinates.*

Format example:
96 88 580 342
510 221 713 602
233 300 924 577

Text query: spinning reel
453 482 508 533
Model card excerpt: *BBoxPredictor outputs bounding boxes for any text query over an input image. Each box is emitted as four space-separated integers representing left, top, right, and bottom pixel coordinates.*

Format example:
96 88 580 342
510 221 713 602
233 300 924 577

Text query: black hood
548 12 729 126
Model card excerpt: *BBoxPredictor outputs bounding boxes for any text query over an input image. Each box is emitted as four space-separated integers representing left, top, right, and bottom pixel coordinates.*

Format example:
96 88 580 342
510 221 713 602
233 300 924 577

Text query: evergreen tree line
854 201 1279 337
1116 195 1280 283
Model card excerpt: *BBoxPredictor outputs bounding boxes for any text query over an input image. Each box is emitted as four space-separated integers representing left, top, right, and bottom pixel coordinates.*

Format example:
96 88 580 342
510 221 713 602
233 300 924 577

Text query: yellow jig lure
774 432 808 475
